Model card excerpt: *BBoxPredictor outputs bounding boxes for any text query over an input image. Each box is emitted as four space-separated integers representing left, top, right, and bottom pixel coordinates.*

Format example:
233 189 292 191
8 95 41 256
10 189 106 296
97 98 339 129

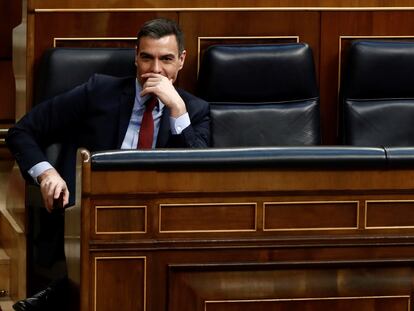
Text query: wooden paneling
366 200 414 229
204 297 409 311
89 168 414 194
70 147 414 310
94 255 146 311
168 262 413 311
0 0 21 57
0 61 16 121
263 201 359 231
159 203 257 233
94 205 147 235
55 38 136 48
0 0 21 158
0 199 26 300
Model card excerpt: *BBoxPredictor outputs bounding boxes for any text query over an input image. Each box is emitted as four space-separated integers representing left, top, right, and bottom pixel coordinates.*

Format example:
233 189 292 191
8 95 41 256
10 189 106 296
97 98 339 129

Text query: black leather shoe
12 287 56 311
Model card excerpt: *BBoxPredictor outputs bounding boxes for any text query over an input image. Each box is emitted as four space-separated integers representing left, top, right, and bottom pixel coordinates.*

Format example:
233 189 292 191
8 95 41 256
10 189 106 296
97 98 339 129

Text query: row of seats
197 40 414 147
35 40 414 148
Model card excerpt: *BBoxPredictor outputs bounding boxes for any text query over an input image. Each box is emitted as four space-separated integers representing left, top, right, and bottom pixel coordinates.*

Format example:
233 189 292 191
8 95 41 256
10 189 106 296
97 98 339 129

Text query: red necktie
138 96 157 149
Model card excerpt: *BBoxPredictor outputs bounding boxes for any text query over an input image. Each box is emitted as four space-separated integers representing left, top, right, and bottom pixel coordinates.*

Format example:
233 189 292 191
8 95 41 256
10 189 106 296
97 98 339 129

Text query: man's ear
178 50 187 70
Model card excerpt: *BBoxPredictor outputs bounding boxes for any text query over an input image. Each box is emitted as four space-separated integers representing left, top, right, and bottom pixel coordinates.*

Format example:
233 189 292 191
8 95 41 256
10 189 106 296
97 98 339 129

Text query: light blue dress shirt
28 78 191 182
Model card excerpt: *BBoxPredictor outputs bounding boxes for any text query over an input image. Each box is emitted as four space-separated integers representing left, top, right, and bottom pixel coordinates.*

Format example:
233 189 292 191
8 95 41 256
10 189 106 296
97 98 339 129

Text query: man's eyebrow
160 53 176 58
139 52 153 57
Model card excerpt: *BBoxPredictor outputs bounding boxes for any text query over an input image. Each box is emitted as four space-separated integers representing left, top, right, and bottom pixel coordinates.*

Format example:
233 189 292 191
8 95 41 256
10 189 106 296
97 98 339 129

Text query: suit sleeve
167 95 210 148
5 77 93 180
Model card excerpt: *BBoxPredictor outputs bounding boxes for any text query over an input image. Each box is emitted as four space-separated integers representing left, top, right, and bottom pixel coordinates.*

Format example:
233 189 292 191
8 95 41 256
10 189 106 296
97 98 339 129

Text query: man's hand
38 168 69 213
140 73 187 118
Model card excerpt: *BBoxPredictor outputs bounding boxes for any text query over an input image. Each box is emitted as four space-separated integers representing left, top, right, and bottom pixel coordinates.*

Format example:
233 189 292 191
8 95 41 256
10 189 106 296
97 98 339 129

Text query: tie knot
145 96 158 112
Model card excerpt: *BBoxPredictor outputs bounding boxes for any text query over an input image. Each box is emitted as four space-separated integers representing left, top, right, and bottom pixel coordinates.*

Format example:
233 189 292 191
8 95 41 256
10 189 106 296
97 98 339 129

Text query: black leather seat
341 40 414 146
35 48 136 104
197 43 321 147
35 48 136 168
28 47 136 294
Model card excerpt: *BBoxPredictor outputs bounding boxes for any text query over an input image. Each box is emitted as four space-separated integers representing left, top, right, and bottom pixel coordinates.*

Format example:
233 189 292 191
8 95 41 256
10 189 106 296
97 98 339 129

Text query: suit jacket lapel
116 78 135 148
156 106 171 148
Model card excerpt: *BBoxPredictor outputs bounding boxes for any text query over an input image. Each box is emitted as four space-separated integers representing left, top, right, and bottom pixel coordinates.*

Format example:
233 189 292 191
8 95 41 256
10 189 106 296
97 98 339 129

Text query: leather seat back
35 48 136 166
36 47 136 104
341 40 414 146
197 43 321 147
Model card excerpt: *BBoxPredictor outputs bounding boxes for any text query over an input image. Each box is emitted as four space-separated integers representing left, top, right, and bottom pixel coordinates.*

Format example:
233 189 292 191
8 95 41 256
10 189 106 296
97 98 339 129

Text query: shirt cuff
170 112 190 135
28 161 53 184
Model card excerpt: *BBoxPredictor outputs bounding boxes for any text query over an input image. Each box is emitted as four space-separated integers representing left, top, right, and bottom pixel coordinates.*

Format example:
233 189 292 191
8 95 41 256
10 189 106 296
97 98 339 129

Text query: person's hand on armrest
37 168 69 213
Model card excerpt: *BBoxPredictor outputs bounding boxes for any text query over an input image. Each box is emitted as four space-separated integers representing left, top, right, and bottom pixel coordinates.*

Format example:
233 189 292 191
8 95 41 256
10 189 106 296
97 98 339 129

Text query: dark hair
137 18 185 54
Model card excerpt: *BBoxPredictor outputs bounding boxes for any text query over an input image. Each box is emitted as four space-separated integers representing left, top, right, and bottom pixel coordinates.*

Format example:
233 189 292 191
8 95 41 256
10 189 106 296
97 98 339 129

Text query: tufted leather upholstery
197 43 321 147
341 40 414 146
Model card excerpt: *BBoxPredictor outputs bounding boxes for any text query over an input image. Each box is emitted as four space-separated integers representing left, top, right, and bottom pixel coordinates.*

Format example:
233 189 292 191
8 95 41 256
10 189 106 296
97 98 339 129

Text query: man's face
135 34 186 85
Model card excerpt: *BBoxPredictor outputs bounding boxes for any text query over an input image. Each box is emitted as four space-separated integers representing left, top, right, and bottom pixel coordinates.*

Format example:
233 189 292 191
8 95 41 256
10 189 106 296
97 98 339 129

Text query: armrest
90 146 387 170
385 147 414 167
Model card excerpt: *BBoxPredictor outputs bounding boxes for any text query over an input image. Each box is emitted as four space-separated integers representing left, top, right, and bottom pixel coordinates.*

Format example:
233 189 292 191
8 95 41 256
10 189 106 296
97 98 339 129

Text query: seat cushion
198 43 321 146
211 99 320 147
344 99 414 146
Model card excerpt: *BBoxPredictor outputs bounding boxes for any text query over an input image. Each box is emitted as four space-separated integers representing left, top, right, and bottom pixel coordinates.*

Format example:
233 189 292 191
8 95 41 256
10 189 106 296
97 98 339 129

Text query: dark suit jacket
7 74 210 205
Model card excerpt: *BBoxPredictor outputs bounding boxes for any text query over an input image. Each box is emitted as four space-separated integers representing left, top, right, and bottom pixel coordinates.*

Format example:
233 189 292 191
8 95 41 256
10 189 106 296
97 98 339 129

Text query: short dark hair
137 18 185 54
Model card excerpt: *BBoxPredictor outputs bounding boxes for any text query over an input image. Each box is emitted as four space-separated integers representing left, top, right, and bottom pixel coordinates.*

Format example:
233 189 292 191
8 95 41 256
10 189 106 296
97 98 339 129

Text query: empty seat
197 43 321 147
341 40 414 146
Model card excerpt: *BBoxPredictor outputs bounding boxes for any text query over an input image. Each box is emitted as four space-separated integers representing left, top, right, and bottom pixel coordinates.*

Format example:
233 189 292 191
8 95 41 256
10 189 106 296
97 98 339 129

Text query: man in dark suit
7 18 210 311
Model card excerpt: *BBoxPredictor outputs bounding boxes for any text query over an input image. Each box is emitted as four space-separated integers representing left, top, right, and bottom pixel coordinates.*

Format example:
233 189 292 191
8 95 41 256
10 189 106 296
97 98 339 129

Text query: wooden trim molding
33 7 414 13
94 256 147 311
365 200 414 229
263 200 360 232
204 295 411 309
94 205 147 235
53 37 136 48
159 202 258 233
